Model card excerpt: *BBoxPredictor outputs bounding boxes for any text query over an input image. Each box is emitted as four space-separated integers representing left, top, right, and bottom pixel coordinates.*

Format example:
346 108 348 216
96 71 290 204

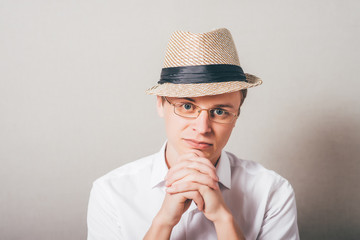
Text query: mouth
183 139 213 150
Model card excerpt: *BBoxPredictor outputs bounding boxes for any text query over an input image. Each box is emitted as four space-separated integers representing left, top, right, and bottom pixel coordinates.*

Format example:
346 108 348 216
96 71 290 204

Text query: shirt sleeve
87 180 122 240
257 179 300 240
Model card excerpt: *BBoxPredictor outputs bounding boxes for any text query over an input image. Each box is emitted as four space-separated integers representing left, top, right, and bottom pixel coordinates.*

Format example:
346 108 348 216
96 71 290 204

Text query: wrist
211 204 232 223
213 207 233 226
153 210 179 230
144 215 174 240
213 209 245 240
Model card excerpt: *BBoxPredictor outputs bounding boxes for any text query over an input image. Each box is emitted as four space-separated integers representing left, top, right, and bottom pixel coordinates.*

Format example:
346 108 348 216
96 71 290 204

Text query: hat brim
146 73 262 97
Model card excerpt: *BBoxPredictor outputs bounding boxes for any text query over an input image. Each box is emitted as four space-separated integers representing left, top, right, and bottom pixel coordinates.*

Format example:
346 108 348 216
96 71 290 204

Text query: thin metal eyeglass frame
163 97 239 124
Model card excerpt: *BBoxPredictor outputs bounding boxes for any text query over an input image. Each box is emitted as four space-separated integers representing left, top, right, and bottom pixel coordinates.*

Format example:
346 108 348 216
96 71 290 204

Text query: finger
166 163 218 185
177 153 216 169
166 168 198 187
188 156 216 169
186 161 218 181
165 160 195 178
166 160 216 180
176 152 199 163
178 190 204 211
168 172 219 191
167 182 206 194
166 154 217 178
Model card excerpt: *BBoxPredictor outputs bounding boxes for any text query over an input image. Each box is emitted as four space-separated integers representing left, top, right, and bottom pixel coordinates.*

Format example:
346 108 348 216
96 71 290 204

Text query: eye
214 109 225 116
182 103 193 110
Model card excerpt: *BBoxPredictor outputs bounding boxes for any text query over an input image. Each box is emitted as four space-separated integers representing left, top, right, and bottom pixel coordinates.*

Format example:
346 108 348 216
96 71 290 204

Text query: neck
164 144 177 168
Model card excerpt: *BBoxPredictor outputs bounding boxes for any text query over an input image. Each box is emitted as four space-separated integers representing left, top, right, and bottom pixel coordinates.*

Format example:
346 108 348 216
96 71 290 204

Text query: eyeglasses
164 97 239 124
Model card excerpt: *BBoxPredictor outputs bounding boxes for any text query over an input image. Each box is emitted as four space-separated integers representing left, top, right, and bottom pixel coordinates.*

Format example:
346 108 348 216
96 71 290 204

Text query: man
87 28 300 239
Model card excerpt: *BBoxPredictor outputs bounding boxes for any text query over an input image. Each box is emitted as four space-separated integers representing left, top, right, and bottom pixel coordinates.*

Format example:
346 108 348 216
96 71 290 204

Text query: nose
192 110 212 134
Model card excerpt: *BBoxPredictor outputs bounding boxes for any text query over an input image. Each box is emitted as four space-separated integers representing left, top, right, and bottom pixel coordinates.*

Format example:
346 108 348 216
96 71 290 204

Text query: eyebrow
213 104 236 109
178 98 236 110
179 97 195 102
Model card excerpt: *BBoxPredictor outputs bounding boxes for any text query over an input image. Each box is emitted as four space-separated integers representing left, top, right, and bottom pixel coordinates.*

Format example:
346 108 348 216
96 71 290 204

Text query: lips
183 138 213 150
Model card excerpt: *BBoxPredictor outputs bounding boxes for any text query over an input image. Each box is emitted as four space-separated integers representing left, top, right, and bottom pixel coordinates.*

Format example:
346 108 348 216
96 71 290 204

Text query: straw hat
146 28 262 97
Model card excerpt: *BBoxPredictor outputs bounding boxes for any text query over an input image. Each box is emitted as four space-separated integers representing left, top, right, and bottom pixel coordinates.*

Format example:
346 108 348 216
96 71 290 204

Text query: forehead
168 91 242 108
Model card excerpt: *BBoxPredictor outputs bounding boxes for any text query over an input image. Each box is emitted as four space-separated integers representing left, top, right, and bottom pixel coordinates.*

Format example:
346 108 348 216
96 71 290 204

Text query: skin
144 91 245 240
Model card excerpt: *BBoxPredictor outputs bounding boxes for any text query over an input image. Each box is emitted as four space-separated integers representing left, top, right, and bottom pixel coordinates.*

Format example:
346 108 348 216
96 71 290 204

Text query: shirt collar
216 150 231 189
150 142 168 188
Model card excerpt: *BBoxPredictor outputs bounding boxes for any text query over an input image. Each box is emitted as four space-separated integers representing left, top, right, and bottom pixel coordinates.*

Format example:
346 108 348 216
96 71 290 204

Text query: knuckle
193 190 201 198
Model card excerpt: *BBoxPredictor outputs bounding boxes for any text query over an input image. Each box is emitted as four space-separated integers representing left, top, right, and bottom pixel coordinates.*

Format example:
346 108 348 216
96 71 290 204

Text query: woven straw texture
146 28 262 97
163 28 240 67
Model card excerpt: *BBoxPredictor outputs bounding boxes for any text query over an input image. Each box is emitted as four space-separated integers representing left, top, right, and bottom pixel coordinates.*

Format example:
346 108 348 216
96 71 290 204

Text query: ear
232 113 240 128
232 119 237 128
156 96 164 117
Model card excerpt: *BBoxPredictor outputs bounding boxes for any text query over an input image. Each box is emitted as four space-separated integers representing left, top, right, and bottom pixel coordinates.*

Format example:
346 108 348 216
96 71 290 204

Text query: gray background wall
1 0 359 239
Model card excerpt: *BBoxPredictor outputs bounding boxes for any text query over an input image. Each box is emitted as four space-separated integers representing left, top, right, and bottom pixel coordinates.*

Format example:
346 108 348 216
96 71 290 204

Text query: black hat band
158 64 247 84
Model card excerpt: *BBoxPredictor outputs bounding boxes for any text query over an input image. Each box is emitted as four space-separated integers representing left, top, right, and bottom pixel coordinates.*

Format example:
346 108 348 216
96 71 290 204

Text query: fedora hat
146 28 262 97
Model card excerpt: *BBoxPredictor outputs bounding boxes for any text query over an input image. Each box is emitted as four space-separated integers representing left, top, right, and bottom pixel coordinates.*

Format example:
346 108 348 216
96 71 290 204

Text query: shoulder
225 154 300 238
92 153 156 190
225 151 294 194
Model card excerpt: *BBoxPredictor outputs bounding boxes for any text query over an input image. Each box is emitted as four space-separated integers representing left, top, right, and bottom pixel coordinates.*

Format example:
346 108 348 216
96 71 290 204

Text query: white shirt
87 144 299 240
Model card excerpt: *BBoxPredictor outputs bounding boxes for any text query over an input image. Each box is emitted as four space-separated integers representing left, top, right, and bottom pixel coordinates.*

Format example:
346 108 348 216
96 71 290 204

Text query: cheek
215 126 234 146
164 113 187 136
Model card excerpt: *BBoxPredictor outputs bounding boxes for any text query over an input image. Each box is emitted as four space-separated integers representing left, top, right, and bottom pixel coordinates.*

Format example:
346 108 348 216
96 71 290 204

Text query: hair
240 89 247 107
